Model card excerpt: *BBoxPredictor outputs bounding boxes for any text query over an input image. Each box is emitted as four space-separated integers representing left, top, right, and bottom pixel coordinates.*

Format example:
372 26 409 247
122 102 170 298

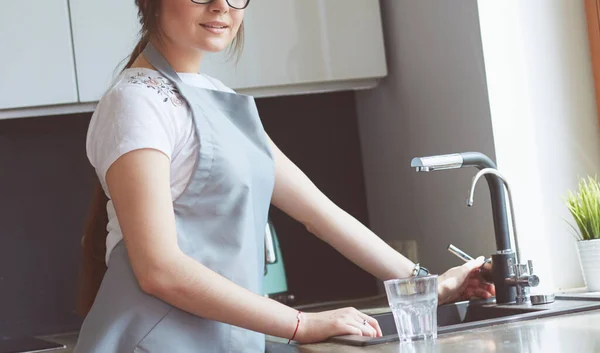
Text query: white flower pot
577 239 600 292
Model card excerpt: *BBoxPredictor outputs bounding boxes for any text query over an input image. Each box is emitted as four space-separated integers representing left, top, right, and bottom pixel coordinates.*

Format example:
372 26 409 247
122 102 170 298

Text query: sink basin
328 296 600 346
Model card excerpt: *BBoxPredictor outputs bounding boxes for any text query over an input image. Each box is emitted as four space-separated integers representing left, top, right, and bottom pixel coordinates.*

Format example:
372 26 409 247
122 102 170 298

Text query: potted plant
565 176 600 292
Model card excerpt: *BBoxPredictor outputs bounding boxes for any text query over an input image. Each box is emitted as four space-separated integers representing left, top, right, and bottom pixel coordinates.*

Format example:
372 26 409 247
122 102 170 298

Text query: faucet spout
467 168 522 264
411 152 517 304
411 152 512 252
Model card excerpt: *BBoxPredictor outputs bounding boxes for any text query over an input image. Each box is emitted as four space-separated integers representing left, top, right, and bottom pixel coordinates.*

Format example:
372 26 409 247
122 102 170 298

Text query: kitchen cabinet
201 0 388 97
0 1 78 110
68 0 140 103
0 0 387 117
69 0 387 102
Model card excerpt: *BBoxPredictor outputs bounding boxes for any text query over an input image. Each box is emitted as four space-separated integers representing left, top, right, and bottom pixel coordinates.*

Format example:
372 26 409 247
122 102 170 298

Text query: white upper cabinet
69 0 140 103
0 1 78 110
203 0 388 97
69 0 387 102
0 0 387 116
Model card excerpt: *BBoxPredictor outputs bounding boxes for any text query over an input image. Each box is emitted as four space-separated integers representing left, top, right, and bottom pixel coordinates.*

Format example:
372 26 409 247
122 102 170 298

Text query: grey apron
74 42 275 353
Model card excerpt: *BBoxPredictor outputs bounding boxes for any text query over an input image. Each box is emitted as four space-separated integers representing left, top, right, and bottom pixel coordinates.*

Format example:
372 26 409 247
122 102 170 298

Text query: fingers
462 288 474 301
356 311 383 337
477 281 495 295
462 282 495 301
468 278 481 288
439 256 492 305
468 278 496 296
486 283 496 296
462 256 485 272
347 318 378 337
462 287 493 300
336 308 379 338
473 287 493 299
341 325 364 337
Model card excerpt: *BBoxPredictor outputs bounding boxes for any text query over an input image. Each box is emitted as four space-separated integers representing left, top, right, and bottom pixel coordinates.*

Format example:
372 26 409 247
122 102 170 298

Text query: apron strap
142 41 184 84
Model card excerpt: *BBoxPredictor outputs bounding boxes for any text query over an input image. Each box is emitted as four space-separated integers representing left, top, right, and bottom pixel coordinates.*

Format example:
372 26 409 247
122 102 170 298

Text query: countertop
41 308 600 353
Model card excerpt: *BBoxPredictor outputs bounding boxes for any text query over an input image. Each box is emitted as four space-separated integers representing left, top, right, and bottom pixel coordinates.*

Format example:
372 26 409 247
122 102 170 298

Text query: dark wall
258 92 378 305
0 113 96 338
0 91 378 338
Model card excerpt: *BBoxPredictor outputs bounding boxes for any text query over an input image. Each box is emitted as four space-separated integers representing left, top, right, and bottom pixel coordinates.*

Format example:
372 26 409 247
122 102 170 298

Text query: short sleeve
86 85 177 195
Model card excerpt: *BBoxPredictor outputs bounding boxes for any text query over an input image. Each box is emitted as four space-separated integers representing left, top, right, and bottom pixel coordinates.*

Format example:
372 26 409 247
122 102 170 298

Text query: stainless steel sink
327 295 600 346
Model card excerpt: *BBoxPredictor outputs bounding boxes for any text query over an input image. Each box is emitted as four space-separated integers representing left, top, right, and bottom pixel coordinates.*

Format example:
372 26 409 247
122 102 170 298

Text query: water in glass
390 292 437 342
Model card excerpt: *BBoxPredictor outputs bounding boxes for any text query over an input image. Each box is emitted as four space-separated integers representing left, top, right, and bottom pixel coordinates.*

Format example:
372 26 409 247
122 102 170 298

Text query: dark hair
77 0 245 317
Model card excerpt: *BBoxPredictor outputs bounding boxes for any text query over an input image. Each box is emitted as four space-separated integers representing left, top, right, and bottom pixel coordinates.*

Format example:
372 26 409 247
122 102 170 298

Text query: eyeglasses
190 0 250 10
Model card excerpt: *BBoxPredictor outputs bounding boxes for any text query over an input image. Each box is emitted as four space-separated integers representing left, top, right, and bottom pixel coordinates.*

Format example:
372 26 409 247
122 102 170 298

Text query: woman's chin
198 40 233 54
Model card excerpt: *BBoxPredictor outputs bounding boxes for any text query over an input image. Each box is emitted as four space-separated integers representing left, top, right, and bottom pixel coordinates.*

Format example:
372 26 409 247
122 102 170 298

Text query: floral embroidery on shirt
127 72 184 107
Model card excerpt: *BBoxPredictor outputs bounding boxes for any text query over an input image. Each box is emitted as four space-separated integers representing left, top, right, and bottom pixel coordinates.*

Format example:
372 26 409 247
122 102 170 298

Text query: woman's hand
437 257 496 306
294 307 383 344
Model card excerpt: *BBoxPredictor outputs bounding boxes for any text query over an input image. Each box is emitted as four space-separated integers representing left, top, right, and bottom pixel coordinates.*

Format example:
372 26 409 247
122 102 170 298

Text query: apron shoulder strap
142 42 184 84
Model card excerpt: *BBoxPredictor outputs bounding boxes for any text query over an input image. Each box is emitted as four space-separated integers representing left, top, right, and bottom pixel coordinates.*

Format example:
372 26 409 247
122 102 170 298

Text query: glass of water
384 275 438 343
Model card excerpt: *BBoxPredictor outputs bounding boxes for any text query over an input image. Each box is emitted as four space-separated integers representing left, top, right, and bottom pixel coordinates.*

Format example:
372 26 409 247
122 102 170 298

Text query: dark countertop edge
37 292 600 351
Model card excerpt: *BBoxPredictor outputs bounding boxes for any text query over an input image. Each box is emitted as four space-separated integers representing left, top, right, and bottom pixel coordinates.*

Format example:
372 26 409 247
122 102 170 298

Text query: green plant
565 176 600 241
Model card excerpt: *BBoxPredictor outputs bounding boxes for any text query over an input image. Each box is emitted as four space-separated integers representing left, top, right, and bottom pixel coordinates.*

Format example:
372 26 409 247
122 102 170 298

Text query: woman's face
158 0 245 53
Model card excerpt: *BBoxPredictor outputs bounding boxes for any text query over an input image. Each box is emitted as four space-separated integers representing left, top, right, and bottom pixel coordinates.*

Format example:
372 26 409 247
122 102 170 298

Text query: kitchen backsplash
0 91 378 339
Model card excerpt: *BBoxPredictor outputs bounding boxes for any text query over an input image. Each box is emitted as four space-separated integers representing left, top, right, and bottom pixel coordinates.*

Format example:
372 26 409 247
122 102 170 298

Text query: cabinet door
69 0 140 103
0 1 78 110
202 0 387 92
70 0 386 102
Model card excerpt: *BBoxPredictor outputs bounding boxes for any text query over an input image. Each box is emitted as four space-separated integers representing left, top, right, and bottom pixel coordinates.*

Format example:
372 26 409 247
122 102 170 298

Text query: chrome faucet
411 153 512 251
468 168 539 304
505 259 540 304
411 152 518 304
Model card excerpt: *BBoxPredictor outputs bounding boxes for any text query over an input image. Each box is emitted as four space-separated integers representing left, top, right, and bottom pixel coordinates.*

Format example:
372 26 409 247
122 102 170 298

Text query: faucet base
492 252 517 304
531 294 555 305
515 288 531 305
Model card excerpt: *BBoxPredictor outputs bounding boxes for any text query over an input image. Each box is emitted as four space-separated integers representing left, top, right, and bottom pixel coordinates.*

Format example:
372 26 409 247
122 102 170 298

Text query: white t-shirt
86 68 235 265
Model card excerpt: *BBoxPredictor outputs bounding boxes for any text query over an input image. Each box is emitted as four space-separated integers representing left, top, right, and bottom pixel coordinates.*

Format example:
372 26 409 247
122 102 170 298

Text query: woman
75 0 495 351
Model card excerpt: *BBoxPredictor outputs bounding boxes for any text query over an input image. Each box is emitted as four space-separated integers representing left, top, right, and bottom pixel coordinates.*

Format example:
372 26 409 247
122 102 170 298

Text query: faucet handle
528 260 534 275
507 257 516 277
528 275 540 287
525 260 540 287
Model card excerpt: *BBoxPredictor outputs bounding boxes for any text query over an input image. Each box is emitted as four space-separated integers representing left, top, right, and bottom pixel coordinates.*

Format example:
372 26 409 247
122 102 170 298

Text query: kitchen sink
317 295 600 346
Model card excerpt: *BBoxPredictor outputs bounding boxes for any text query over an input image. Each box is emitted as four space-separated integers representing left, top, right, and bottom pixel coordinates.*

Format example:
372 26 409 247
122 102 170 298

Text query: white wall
477 0 600 291
357 0 600 292
355 0 498 276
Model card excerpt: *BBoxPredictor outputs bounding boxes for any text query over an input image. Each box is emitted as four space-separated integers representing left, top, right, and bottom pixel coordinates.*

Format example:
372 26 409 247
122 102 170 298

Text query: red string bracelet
287 311 302 344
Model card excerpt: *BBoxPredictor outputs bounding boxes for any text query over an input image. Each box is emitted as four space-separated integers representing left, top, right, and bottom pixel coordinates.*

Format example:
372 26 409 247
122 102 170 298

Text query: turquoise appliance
263 219 294 304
